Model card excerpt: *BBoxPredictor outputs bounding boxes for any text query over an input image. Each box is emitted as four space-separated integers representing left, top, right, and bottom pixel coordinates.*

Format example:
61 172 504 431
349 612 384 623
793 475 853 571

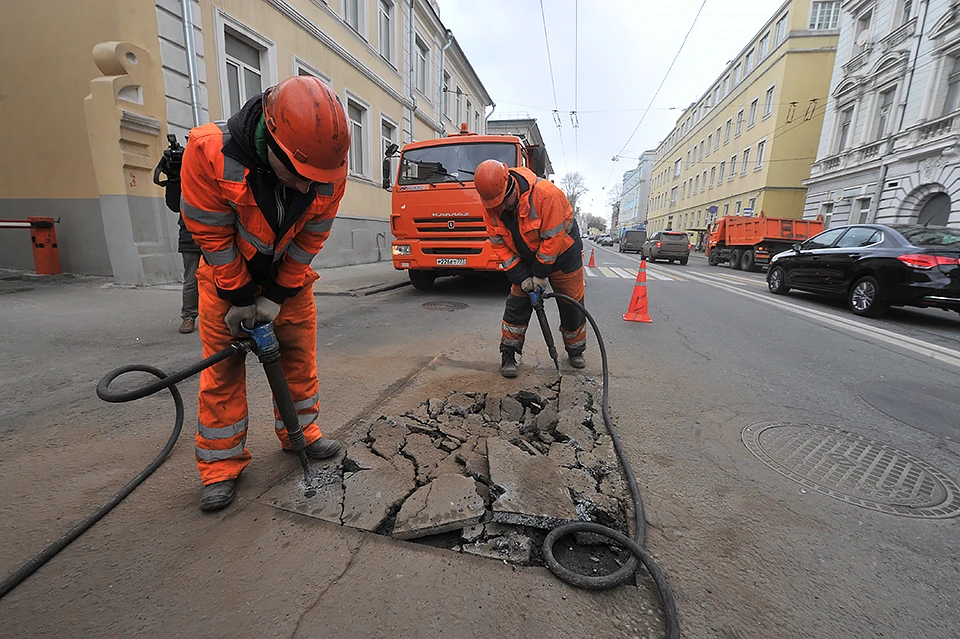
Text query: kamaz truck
383 124 548 290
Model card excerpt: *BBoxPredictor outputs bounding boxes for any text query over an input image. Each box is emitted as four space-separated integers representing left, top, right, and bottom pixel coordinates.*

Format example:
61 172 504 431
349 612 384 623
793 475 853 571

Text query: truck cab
384 124 548 290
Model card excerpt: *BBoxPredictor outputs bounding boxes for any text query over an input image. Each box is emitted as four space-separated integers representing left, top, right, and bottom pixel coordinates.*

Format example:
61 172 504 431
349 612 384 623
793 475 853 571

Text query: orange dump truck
707 213 824 271
383 124 548 290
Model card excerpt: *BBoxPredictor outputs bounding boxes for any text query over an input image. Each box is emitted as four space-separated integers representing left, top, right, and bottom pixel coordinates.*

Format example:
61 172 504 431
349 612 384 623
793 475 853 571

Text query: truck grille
413 217 487 238
422 247 484 255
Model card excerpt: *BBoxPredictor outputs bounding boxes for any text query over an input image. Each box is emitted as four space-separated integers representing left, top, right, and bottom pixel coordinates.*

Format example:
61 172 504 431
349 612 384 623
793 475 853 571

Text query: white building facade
618 151 656 232
803 0 960 228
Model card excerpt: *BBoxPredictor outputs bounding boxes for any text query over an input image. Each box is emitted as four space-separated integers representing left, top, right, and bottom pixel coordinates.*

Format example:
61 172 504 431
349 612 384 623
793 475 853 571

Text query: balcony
810 139 890 178
880 18 917 51
842 44 873 76
894 113 959 156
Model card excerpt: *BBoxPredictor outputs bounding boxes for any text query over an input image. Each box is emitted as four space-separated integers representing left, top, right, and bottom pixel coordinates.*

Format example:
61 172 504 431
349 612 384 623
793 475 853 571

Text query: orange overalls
180 117 344 485
482 167 587 356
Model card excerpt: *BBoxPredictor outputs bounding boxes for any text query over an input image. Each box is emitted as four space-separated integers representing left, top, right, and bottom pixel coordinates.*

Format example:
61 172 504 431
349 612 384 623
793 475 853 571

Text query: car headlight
392 245 411 256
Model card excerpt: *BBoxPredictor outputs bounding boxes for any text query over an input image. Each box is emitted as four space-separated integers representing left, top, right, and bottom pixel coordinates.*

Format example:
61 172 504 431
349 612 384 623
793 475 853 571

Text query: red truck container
706 213 824 271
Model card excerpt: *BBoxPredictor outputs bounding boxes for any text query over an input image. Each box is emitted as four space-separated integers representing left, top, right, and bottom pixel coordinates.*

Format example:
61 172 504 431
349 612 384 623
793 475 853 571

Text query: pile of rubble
274 376 630 566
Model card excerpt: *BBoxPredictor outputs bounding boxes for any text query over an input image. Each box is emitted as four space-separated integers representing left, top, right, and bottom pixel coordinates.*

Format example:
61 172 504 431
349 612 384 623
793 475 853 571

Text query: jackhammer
0 321 311 599
529 287 562 378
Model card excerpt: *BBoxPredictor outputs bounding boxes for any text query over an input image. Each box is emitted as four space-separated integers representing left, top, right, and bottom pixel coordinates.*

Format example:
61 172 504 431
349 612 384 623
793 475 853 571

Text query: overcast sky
441 0 787 221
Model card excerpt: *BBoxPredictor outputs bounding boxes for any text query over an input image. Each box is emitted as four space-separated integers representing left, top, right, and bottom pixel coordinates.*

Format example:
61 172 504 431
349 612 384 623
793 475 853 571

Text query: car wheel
408 270 436 291
729 249 742 270
679 256 689 265
767 265 790 295
741 249 756 272
639 250 645 260
849 276 888 317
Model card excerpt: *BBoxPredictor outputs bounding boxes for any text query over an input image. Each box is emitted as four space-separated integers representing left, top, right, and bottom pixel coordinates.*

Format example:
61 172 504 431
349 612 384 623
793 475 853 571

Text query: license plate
436 258 467 266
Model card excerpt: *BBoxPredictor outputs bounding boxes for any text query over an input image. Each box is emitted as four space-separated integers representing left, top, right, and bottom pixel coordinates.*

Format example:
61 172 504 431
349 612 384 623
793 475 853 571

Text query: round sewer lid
742 421 960 519
422 301 469 311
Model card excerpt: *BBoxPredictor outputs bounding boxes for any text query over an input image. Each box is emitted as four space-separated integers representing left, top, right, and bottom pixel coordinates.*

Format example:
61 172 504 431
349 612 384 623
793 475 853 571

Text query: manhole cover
422 301 469 311
743 422 960 518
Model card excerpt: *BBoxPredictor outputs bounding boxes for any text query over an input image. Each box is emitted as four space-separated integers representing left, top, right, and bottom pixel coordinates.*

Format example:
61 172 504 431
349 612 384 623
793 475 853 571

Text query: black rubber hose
0 343 246 600
541 292 680 639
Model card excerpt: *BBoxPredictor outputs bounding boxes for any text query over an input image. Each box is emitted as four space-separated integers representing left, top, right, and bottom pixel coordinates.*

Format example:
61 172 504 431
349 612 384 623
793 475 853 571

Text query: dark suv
642 231 691 264
619 230 647 253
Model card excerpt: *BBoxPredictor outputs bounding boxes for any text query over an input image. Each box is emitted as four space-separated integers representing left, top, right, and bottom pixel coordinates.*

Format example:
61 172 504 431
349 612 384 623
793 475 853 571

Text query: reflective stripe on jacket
483 166 578 281
180 121 344 305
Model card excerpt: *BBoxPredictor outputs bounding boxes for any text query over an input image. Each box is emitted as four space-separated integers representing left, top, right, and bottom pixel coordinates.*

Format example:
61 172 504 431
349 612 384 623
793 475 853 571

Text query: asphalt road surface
1 247 958 638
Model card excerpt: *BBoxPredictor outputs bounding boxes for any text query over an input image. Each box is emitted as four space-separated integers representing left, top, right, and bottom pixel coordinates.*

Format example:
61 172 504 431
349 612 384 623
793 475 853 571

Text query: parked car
619 229 647 253
597 234 614 247
766 223 960 318
642 231 691 264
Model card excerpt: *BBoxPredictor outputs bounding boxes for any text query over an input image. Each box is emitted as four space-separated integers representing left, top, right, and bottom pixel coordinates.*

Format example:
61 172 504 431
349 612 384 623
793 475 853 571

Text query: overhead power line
539 0 568 173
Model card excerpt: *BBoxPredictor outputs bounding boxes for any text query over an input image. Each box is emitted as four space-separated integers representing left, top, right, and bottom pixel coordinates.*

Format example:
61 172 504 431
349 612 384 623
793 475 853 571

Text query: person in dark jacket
178 215 201 333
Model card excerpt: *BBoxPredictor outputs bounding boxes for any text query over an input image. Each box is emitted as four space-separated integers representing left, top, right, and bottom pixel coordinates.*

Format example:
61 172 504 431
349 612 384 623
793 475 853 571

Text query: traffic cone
623 260 653 323
587 248 596 268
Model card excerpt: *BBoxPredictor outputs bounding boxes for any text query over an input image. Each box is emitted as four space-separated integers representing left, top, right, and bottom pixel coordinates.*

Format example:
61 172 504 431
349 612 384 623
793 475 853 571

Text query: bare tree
582 214 607 233
559 172 588 220
605 182 624 208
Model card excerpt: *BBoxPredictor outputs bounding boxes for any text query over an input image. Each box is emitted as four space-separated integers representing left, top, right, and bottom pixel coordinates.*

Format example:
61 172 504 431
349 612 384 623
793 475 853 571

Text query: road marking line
610 267 634 279
681 270 960 370
598 267 618 278
701 272 767 287
585 267 598 277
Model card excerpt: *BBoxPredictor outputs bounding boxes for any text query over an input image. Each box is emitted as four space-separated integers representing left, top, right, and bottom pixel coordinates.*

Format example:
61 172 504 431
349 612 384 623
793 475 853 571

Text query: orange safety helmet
263 76 351 183
475 160 513 208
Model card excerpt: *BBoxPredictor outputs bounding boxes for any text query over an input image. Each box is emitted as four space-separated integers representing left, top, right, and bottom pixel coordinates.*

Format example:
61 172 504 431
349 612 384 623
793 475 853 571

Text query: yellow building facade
0 0 491 283
647 0 840 244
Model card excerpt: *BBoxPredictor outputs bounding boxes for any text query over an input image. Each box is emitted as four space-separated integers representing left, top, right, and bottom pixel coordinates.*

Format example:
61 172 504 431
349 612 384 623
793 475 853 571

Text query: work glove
254 296 281 324
532 276 548 291
224 304 257 337
520 277 536 292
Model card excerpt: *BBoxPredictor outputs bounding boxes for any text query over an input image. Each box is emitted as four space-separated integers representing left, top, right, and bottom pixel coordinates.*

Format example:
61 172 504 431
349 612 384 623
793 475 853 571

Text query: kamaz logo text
431 212 471 217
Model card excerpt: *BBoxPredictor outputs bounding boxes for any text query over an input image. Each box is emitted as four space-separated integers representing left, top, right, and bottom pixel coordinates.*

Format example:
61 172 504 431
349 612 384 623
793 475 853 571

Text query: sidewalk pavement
313 260 409 296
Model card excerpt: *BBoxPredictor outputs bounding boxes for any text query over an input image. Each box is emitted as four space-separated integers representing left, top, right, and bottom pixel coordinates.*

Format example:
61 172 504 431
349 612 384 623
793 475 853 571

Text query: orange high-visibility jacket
180 121 344 306
483 166 579 282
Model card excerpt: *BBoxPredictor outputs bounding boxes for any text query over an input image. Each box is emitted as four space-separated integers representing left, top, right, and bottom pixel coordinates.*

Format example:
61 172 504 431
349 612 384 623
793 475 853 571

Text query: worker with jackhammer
473 160 588 378
180 77 350 511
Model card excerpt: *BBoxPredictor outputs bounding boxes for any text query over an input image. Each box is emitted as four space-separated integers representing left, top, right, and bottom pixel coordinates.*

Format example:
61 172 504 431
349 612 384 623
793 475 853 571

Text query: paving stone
461 523 485 542
534 401 559 435
548 442 579 468
341 460 416 532
445 393 476 416
482 395 501 422
392 474 486 540
462 532 533 564
500 396 524 422
487 437 578 529
427 397 445 418
555 409 595 450
368 420 408 459
455 437 489 483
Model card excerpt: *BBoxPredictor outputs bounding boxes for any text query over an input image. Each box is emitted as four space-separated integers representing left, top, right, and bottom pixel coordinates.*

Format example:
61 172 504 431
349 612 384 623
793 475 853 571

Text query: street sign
743 207 754 217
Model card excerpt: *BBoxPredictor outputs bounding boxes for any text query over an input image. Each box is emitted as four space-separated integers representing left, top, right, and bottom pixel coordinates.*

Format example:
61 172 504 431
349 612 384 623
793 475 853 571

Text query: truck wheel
848 276 888 318
679 256 689 265
708 252 720 267
408 270 436 291
741 249 756 272
767 266 790 295
729 249 742 270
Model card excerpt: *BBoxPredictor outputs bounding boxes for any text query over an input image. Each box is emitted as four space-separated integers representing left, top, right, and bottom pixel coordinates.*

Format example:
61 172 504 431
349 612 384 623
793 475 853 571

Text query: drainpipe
484 102 497 135
181 0 203 127
439 29 454 131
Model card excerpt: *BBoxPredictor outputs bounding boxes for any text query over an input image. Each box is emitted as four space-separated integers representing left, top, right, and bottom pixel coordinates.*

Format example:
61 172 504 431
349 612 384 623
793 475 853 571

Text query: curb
314 280 411 297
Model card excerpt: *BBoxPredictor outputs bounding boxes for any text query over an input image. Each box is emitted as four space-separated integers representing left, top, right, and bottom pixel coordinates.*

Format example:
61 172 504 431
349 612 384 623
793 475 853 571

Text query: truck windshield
398 143 517 186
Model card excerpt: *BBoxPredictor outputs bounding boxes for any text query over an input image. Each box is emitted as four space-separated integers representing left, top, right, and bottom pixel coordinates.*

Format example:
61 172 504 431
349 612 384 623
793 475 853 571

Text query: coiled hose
541 292 680 639
0 342 248 599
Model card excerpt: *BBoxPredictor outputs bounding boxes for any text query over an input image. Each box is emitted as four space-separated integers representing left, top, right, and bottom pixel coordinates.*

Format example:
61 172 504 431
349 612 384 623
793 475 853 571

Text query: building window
224 32 264 116
901 0 914 26
415 36 429 95
718 161 726 183
735 109 745 136
381 116 397 180
670 187 678 205
745 49 755 74
707 134 712 155
764 86 775 118
723 203 730 216
442 71 451 120
735 200 742 215
854 11 872 55
857 198 871 223
734 64 742 85
810 2 840 30
725 119 733 143
730 154 737 177
837 106 853 151
775 14 788 43
709 166 716 187
344 0 361 33
475 110 481 133
702 171 707 192
347 97 368 177
695 175 700 192
699 140 705 161
759 33 770 58
455 87 463 124
876 88 895 139
755 140 766 169
686 150 691 168
944 56 960 115
715 127 721 150
713 85 720 105
748 197 757 213
748 98 759 128
466 98 472 127
294 57 332 85
674 158 682 178
741 149 750 174
723 75 730 96
821 202 834 228
378 0 394 63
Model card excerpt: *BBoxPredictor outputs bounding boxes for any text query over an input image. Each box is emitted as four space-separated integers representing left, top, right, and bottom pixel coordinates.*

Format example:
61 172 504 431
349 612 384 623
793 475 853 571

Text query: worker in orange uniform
474 160 587 378
180 77 350 511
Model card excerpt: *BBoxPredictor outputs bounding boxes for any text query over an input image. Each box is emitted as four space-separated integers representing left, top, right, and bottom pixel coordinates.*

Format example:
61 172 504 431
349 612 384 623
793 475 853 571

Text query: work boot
500 351 518 378
568 353 586 369
304 437 341 460
199 480 236 512
179 317 196 334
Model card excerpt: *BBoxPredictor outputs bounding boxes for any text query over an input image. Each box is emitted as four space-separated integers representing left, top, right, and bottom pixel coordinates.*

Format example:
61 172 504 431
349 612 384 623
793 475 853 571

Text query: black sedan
766 223 960 318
